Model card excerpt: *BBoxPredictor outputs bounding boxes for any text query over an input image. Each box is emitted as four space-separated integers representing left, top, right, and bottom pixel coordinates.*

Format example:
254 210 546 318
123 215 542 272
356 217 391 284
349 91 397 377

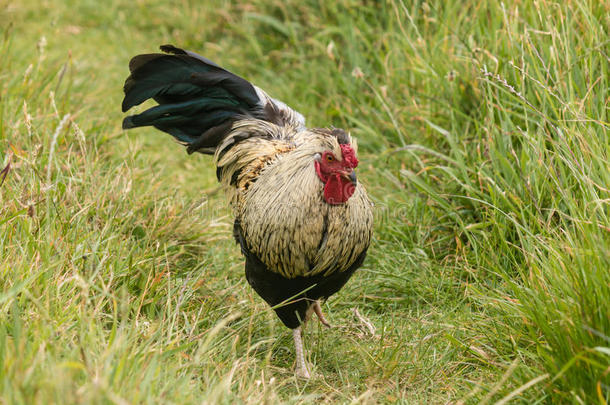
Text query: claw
313 301 331 328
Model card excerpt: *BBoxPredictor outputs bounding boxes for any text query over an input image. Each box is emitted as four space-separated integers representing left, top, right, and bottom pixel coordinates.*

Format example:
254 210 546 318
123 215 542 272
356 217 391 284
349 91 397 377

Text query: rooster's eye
326 154 335 162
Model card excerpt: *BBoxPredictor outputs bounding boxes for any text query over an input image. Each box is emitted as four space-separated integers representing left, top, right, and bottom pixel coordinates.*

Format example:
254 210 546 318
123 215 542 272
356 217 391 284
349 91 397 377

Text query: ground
0 0 608 403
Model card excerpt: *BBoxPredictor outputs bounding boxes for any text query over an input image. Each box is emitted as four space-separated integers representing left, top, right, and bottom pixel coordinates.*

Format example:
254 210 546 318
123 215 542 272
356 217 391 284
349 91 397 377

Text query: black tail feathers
121 45 263 154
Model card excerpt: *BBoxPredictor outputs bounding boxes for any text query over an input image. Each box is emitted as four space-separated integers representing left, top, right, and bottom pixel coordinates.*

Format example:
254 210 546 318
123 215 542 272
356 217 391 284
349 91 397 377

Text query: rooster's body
122 45 373 378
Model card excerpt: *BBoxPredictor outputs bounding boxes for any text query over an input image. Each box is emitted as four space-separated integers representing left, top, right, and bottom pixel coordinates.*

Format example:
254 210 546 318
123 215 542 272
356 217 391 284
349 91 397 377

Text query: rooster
121 45 374 378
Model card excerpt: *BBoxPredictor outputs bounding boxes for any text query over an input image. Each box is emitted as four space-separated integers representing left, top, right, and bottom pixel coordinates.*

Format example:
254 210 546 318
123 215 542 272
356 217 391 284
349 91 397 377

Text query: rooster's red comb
340 144 358 168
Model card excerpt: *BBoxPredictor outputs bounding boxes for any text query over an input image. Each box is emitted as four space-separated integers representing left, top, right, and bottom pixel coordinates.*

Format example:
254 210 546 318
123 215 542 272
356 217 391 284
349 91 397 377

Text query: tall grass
1 0 608 403
397 1 609 401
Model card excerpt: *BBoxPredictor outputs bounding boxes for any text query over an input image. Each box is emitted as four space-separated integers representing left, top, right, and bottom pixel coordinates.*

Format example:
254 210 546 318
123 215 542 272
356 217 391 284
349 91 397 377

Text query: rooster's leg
313 301 331 328
293 327 310 378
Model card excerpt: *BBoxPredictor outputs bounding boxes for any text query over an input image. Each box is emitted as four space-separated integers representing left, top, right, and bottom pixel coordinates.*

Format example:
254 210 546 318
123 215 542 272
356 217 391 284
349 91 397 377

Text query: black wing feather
121 45 264 154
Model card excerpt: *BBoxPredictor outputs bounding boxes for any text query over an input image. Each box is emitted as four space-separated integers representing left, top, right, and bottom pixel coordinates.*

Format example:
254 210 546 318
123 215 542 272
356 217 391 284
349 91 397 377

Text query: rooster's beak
346 171 357 187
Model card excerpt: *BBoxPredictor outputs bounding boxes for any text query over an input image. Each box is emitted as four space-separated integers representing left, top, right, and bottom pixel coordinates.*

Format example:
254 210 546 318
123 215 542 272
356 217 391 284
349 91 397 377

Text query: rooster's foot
313 301 331 328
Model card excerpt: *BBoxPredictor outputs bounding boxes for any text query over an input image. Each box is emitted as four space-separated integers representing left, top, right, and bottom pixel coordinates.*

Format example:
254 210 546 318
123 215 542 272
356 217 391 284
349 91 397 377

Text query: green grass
1 0 608 403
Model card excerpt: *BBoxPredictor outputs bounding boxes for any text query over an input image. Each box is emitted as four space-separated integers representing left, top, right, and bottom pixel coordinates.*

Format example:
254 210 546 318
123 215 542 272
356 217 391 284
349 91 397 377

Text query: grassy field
1 0 608 403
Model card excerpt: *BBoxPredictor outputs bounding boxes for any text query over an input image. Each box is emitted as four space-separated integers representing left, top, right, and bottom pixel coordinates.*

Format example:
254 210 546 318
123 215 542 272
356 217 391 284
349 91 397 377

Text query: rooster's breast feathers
235 132 373 279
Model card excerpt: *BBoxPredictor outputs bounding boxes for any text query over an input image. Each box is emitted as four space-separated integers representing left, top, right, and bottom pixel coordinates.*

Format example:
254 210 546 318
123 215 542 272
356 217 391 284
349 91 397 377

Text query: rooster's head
314 130 359 205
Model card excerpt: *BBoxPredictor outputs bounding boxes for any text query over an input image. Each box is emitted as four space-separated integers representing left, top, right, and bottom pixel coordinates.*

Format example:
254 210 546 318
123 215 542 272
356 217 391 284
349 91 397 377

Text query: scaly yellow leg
293 327 310 378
